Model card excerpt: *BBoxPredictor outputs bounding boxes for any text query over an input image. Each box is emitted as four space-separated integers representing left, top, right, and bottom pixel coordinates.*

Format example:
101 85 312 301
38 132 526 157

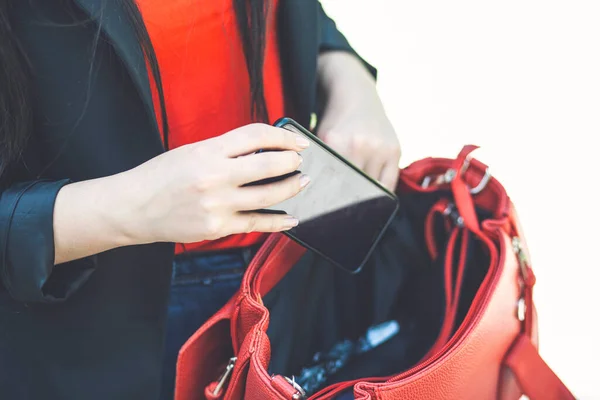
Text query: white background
320 1 600 398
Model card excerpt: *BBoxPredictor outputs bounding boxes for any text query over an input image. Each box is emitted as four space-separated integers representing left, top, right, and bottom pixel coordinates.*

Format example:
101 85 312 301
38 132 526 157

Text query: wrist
52 174 142 264
65 172 148 248
105 169 154 246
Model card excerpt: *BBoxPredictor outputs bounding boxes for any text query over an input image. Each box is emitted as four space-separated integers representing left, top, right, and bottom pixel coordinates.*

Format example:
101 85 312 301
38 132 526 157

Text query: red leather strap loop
424 199 450 260
450 145 482 234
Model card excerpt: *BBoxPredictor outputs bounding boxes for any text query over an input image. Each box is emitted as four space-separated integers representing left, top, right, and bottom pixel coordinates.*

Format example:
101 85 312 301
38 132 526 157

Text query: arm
0 124 309 303
316 3 401 190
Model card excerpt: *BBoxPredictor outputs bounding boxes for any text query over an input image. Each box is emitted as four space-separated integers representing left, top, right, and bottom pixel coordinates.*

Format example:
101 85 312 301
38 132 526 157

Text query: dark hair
0 0 269 175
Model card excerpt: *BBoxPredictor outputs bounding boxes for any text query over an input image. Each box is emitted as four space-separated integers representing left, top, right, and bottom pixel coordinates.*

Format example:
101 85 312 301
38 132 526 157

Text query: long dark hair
0 0 269 175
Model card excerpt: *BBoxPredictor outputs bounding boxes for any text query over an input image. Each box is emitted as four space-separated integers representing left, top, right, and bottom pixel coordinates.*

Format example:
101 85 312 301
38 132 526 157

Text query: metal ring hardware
284 376 306 400
421 157 491 195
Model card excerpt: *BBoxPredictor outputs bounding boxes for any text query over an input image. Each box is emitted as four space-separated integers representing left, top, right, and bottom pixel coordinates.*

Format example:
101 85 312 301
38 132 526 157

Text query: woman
0 0 400 399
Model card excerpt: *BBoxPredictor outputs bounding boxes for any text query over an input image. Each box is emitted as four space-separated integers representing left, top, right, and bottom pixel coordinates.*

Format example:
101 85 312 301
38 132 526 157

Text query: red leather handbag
174 146 574 400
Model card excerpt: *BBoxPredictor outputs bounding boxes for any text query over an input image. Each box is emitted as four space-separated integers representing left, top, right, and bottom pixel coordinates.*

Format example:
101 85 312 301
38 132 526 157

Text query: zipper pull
511 237 531 284
512 237 536 323
213 357 237 396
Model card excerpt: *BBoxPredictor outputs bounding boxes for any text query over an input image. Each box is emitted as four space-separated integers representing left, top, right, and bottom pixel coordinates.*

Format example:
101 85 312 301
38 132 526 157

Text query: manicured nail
298 154 303 166
296 135 310 148
299 174 311 189
284 217 299 229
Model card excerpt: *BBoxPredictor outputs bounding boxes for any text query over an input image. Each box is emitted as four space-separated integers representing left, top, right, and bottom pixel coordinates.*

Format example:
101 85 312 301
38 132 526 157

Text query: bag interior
263 191 493 397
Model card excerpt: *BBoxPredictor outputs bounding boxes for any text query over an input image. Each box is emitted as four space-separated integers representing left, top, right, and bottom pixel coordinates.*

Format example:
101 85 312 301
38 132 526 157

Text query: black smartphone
255 117 399 273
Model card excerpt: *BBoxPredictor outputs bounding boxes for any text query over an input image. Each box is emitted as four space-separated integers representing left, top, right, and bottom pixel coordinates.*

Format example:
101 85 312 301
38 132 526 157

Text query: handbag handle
250 235 306 299
450 144 484 234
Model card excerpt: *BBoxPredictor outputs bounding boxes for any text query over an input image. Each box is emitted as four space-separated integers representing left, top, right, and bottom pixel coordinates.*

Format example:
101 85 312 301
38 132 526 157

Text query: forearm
317 51 383 114
53 171 141 265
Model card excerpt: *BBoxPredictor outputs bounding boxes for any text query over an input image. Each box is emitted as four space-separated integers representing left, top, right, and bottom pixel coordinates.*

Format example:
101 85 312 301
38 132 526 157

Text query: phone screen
265 118 399 273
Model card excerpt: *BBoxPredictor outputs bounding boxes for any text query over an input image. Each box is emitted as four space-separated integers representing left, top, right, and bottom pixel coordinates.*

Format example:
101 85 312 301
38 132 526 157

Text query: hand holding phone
252 118 399 273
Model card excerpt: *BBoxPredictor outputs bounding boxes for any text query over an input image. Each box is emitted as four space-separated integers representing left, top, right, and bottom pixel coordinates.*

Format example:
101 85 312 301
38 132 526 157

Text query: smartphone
253 117 399 273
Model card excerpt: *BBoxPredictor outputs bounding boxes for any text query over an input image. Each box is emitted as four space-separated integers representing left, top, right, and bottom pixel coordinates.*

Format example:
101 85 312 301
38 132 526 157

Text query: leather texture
175 147 574 400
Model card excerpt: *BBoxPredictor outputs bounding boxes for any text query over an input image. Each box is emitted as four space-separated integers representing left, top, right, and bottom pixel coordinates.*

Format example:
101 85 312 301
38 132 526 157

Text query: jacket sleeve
0 179 97 303
317 2 377 79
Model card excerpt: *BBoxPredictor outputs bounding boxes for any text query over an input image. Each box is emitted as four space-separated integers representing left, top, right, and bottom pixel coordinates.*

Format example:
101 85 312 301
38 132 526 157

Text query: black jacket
0 0 373 399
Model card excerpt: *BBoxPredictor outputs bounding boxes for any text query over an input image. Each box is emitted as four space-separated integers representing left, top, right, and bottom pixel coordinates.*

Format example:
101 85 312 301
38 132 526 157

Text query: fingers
379 146 401 191
322 125 400 191
234 173 310 211
364 150 400 191
219 123 310 157
379 161 400 192
364 157 385 185
230 150 303 185
348 153 368 172
230 212 300 234
320 128 368 171
211 173 310 237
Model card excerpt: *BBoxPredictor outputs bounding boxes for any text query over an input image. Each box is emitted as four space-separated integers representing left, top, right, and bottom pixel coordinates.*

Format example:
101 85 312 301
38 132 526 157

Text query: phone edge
274 117 401 274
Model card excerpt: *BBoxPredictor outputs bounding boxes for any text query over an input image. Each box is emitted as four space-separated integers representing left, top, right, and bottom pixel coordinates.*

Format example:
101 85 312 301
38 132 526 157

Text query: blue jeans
160 248 255 400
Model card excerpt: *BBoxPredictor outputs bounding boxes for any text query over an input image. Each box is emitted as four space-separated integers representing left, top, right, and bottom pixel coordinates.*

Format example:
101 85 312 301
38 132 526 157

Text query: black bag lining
263 191 492 394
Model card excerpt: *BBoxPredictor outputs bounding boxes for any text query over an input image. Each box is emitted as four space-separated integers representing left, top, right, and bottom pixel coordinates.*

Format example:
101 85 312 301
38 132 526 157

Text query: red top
138 0 285 253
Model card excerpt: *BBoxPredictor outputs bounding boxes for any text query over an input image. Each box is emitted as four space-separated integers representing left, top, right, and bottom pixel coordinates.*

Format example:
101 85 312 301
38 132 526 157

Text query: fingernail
298 154 303 166
296 136 310 148
284 217 299 229
299 174 311 189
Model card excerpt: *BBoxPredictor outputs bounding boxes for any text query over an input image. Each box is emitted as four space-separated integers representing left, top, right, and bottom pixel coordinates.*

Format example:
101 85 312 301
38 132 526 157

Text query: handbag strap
503 252 574 399
504 334 575 400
